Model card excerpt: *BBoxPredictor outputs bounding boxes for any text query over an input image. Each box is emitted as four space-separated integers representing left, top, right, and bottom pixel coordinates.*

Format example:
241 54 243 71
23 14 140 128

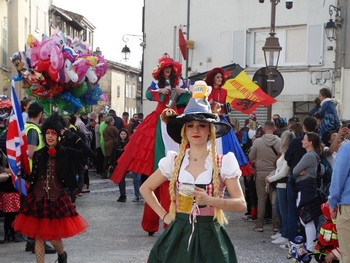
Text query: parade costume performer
110 53 190 235
205 67 252 176
12 113 94 263
140 82 246 263
314 202 340 263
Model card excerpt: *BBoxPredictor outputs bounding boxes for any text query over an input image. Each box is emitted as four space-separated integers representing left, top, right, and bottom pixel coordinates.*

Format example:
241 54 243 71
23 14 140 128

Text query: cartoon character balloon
287 236 313 263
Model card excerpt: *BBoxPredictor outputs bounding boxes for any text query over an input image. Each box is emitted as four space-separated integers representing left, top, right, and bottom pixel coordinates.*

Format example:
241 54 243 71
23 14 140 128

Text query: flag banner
179 28 187 60
6 81 31 195
189 64 277 114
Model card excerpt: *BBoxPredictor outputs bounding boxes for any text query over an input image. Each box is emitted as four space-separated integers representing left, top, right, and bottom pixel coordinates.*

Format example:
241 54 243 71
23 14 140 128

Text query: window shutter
307 24 324 66
232 30 246 67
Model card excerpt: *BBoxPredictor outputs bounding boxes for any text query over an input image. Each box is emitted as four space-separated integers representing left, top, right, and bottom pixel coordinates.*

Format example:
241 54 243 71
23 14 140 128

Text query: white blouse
158 149 241 184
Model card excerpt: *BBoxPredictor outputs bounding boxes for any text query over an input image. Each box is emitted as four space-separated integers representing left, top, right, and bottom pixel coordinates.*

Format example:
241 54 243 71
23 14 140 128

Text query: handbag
297 197 322 224
0 172 10 183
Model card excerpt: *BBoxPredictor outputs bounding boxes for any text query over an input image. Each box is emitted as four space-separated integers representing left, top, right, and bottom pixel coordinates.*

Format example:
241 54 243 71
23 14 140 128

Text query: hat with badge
152 53 182 80
162 80 231 144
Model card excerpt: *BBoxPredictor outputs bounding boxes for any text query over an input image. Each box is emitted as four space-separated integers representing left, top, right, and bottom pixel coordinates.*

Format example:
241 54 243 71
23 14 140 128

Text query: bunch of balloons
10 30 109 115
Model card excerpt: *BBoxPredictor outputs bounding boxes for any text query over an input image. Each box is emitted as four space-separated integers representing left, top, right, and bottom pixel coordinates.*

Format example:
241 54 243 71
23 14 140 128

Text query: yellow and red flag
190 64 276 114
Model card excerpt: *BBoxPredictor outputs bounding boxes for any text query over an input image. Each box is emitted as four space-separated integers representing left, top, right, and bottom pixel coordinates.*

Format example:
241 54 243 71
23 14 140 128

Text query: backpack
316 160 325 190
316 159 325 180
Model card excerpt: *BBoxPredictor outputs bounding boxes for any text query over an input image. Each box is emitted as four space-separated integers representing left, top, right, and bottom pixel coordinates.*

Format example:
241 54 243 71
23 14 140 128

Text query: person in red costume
110 53 190 236
205 67 253 176
314 201 340 263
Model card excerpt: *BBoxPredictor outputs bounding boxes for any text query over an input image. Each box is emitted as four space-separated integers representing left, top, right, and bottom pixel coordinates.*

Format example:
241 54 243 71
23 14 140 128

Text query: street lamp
121 34 144 61
324 5 341 41
261 0 282 120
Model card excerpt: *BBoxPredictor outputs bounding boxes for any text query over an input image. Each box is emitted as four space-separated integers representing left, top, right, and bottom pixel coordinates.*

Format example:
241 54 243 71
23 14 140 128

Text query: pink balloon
39 39 55 60
30 46 40 68
95 55 108 82
50 45 64 70
73 58 90 83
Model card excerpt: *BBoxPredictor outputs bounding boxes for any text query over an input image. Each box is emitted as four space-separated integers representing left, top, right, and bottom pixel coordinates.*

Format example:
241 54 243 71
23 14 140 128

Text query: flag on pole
190 64 277 114
6 81 31 196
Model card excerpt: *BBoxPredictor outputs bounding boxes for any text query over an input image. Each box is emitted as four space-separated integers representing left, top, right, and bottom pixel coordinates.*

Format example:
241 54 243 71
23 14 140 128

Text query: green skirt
147 213 238 263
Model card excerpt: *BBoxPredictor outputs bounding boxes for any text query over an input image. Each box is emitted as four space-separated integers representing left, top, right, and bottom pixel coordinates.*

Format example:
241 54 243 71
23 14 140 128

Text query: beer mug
177 183 194 213
166 89 180 108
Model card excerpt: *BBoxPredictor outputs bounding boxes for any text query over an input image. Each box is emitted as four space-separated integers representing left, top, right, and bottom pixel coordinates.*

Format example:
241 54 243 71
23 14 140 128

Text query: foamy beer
177 183 194 213
191 81 212 99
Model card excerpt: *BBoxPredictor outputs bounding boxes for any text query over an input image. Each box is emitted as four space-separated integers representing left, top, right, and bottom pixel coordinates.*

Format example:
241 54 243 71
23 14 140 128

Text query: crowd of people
0 52 349 263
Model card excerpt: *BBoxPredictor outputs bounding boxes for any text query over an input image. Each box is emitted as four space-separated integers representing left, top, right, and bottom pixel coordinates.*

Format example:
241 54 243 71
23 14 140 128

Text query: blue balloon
58 91 83 109
11 75 23 82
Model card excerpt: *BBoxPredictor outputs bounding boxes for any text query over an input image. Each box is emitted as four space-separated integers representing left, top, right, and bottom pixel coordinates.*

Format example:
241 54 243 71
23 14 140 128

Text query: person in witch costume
110 53 190 235
140 81 246 263
12 112 94 263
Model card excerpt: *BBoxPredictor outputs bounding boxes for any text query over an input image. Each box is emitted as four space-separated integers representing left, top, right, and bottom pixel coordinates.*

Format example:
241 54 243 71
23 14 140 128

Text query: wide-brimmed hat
152 53 182 80
165 81 231 144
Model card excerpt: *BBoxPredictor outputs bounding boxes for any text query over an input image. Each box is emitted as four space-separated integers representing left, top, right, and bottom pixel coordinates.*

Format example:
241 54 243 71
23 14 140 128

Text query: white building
142 0 346 123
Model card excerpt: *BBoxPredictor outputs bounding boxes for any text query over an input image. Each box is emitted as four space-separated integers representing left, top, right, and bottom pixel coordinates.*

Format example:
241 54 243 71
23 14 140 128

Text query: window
117 85 120 98
35 6 40 31
242 25 324 68
2 20 8 67
293 101 313 122
132 85 136 98
251 27 307 66
24 17 28 41
43 12 47 35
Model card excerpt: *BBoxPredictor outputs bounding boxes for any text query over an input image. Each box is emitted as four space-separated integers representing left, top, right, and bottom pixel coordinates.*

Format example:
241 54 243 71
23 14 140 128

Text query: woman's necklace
189 150 209 161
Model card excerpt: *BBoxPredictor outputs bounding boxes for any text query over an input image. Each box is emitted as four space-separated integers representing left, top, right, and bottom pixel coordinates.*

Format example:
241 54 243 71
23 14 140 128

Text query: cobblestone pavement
0 171 316 263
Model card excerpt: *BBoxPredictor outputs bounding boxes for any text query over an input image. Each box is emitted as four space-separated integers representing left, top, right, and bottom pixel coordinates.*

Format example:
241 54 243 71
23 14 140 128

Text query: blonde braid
210 124 228 225
169 125 188 219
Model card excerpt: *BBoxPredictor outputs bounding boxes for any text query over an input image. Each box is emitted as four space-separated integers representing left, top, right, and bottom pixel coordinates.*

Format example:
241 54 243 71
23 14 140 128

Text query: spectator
249 120 281 232
289 122 303 137
309 97 321 117
102 116 119 179
237 113 264 156
293 132 323 252
328 140 350 263
266 130 295 246
0 130 21 242
21 97 31 123
115 128 130 202
122 112 129 129
316 88 340 137
95 113 105 176
108 109 124 131
283 116 317 249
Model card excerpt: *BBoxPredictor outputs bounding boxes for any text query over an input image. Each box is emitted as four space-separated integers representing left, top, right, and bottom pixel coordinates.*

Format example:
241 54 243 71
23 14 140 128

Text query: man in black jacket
108 109 124 131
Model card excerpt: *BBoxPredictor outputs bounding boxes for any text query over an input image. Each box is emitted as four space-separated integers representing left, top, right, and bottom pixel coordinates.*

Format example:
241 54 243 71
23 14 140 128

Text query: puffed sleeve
221 152 242 180
158 150 178 179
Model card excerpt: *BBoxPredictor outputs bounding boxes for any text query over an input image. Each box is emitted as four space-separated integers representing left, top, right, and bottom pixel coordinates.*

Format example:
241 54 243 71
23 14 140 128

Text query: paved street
0 172 304 263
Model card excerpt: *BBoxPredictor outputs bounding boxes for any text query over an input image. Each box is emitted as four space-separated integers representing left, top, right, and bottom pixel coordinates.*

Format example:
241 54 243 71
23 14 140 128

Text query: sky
52 0 144 69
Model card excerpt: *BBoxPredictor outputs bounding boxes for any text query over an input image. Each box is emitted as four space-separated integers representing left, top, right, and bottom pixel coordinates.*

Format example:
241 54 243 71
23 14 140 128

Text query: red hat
205 67 226 87
152 53 182 80
249 113 257 121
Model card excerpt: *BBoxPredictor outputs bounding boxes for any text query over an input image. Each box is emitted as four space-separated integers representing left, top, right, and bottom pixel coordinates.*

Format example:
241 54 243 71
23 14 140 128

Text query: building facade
142 0 348 122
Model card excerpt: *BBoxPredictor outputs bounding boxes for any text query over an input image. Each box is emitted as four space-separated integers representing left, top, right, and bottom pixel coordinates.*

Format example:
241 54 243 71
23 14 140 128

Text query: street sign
252 67 284 98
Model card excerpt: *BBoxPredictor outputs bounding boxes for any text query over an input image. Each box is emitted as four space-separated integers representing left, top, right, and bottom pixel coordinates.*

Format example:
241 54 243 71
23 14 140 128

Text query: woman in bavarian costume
205 67 253 176
12 112 94 263
110 53 190 235
140 81 246 263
